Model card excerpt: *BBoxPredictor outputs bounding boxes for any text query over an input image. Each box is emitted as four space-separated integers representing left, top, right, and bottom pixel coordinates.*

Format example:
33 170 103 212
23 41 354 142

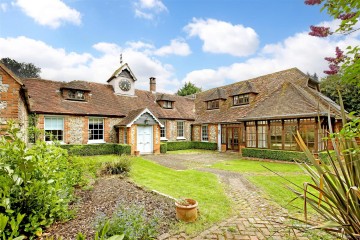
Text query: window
284 119 298 151
123 127 128 144
299 118 316 151
246 122 256 147
233 94 249 106
177 121 184 138
207 100 219 110
221 125 226 144
257 121 268 148
202 125 208 141
270 120 282 150
163 101 173 109
44 117 64 142
89 118 104 143
318 122 328 151
68 90 85 100
160 120 166 139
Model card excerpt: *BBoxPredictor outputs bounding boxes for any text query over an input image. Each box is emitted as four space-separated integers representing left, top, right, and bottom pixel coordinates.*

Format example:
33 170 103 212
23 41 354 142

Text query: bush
0 122 78 238
160 142 167 153
166 141 193 151
96 203 161 240
101 156 132 175
192 141 217 150
166 141 217 151
60 144 131 156
242 148 308 162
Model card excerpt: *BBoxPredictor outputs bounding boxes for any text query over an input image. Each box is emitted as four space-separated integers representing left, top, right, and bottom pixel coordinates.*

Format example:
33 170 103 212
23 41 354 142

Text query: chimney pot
150 77 156 92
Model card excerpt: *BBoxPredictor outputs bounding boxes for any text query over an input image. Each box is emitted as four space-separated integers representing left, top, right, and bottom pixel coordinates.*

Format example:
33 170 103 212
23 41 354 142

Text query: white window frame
177 121 185 139
201 125 209 142
88 117 105 144
160 120 167 140
44 116 64 143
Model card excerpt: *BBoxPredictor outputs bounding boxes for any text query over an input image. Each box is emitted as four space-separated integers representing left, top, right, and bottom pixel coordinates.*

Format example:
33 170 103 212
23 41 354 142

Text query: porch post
218 123 221 152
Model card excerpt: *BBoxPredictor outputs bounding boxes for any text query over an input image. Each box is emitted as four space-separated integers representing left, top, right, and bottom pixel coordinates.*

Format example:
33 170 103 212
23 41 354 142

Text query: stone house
0 62 343 155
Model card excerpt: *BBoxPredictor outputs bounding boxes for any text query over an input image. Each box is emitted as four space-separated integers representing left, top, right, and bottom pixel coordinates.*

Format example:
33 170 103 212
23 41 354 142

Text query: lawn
77 155 233 235
211 159 314 214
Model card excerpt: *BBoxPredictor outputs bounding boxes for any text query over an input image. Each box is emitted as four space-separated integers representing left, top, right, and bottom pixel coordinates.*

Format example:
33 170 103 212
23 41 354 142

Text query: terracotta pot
134 150 140 156
175 199 198 222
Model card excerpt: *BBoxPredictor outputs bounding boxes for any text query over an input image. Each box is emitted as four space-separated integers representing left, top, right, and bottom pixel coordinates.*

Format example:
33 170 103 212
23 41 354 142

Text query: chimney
150 77 156 92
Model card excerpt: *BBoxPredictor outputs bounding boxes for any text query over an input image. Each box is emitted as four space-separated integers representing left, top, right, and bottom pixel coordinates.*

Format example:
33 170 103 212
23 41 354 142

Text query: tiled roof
60 80 91 91
156 93 176 102
193 68 342 124
23 78 195 120
205 88 227 101
0 62 24 86
107 63 137 82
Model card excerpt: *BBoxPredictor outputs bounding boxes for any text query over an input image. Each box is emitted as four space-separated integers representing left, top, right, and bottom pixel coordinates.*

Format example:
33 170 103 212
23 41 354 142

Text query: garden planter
221 144 227 152
175 198 198 222
134 150 140 156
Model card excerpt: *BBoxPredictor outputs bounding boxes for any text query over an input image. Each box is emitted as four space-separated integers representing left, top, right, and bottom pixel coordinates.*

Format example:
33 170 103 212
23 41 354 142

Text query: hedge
242 148 309 162
160 142 167 153
318 150 334 164
60 143 131 156
165 141 217 151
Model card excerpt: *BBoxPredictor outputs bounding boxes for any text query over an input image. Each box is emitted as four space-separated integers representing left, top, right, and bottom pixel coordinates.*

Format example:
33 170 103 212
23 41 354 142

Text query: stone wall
165 120 192 141
192 125 201 141
209 124 218 143
66 116 84 144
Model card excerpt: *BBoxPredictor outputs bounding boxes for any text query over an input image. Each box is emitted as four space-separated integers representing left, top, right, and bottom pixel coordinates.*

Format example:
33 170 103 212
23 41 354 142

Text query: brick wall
0 67 27 140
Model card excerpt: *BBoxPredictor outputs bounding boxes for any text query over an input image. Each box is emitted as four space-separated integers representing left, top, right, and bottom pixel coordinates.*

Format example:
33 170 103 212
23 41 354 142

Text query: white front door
137 126 153 154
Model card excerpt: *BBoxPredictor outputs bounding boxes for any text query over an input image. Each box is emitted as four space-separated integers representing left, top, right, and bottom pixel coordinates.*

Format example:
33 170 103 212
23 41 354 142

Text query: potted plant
175 198 198 222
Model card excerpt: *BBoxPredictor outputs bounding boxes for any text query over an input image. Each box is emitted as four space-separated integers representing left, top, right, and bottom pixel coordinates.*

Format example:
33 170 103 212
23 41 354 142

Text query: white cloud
134 0 168 20
0 36 179 93
184 18 259 57
0 3 8 12
182 20 360 90
154 39 191 56
14 0 81 28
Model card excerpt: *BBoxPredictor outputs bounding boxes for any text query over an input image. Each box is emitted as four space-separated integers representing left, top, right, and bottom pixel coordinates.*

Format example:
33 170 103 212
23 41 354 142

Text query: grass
211 159 314 214
74 154 233 235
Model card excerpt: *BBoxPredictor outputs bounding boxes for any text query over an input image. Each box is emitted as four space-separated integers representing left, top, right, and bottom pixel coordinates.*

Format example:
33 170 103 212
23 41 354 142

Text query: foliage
305 0 360 86
131 157 232 234
60 144 131 156
289 98 360 238
0 122 78 238
320 74 360 114
242 148 308 162
101 156 132 175
160 142 167 153
166 141 217 151
176 82 202 96
96 203 161 240
0 57 41 79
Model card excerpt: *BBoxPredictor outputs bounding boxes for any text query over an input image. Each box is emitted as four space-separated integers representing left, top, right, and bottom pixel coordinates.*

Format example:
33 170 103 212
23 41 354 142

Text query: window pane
89 118 104 141
270 121 282 150
202 125 208 141
177 122 184 137
257 125 268 148
160 120 166 138
246 122 256 147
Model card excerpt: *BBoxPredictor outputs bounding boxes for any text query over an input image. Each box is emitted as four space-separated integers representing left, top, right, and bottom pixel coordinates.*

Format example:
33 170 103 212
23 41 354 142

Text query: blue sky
0 0 359 93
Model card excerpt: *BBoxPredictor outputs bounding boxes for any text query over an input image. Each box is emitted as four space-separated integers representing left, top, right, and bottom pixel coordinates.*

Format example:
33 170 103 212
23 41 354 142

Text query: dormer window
68 90 85 101
163 101 173 109
233 94 249 106
207 100 219 110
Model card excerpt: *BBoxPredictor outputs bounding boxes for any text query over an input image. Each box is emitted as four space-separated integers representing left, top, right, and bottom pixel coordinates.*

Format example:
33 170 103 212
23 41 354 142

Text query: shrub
160 142 167 153
242 148 308 162
192 141 217 150
0 122 78 238
101 156 132 175
96 203 161 240
60 144 131 156
166 141 193 151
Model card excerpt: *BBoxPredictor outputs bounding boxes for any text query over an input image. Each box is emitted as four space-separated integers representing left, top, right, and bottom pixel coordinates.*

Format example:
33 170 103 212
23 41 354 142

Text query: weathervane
120 53 123 65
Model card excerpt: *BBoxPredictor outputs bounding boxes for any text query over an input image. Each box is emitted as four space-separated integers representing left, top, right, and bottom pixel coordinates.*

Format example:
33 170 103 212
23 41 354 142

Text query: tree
305 0 360 86
176 82 202 96
320 74 360 114
0 57 41 78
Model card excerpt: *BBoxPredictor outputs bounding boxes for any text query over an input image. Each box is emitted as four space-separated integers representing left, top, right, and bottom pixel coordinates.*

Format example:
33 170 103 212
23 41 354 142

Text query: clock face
119 79 131 91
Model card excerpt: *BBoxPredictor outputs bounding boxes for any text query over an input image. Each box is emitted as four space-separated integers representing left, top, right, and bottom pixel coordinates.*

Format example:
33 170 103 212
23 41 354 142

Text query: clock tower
107 63 137 96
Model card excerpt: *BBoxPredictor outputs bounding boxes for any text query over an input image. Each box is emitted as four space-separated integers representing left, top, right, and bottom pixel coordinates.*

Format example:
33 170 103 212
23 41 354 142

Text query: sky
0 0 359 93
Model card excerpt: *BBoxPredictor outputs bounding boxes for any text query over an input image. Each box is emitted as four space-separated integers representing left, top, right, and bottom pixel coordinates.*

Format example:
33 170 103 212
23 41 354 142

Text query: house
0 62 343 155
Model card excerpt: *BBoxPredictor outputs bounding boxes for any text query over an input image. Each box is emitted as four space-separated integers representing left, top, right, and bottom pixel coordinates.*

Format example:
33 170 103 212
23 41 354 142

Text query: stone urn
175 198 198 222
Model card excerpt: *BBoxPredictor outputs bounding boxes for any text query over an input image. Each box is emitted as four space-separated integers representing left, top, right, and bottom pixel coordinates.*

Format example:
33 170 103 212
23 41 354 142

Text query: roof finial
120 53 123 65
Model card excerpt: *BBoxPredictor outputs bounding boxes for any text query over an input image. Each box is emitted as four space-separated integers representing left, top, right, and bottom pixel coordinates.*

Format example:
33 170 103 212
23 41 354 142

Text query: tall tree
320 74 360 114
0 57 41 78
177 82 202 96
